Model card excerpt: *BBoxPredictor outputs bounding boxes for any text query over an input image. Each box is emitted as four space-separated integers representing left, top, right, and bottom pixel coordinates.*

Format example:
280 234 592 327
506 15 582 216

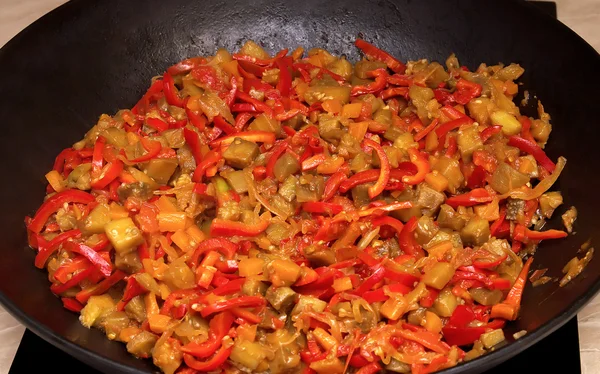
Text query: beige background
0 0 599 373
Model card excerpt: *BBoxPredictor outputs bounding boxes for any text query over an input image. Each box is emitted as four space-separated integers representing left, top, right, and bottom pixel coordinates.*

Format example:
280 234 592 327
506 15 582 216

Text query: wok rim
0 0 598 372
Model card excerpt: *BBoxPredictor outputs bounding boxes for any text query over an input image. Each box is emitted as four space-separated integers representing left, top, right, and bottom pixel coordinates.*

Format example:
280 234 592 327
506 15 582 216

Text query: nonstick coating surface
0 0 599 372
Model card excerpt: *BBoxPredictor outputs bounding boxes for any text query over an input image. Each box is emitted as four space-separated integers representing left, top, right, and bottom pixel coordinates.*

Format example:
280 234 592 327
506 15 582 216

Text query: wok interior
0 0 599 372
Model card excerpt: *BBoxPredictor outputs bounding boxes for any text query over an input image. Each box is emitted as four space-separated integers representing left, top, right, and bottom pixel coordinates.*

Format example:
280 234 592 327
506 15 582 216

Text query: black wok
0 0 598 372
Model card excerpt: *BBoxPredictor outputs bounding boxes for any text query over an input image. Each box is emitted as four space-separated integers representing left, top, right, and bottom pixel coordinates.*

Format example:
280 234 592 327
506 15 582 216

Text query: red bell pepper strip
452 78 482 105
434 88 455 106
491 277 512 290
472 250 508 269
448 305 476 327
231 103 258 113
75 270 126 304
362 138 390 198
91 136 106 176
473 150 499 173
387 74 413 86
507 135 556 173
294 268 339 294
192 151 222 182
339 163 416 193
349 353 373 368
166 56 206 76
237 60 262 79
399 217 424 258
322 172 347 202
521 199 539 227
34 229 81 268
300 340 325 363
275 58 292 97
274 108 301 122
53 256 90 283
371 215 404 237
396 329 450 354
440 105 466 120
51 266 95 294
209 218 270 237
224 76 238 107
351 68 388 96
235 90 274 117
184 97 207 131
481 125 502 143
181 311 234 358
183 128 203 164
513 224 568 242
53 148 75 174
490 211 506 237
352 264 386 295
442 318 506 347
420 287 440 308
384 268 421 286
160 289 198 316
362 283 412 303
357 251 379 267
294 267 320 287
233 49 288 66
199 295 266 318
356 362 382 374
63 241 113 277
210 131 276 148
211 278 245 296
234 112 254 131
379 87 409 100
451 270 493 288
117 276 147 311
214 259 239 275
442 325 487 347
128 137 162 163
145 117 169 132
213 115 236 135
338 169 383 193
190 65 224 92
28 190 95 233
243 78 273 93
183 345 232 372
265 141 290 178
91 160 124 190
355 39 406 73
163 72 185 107
302 202 343 216
313 65 346 83
422 356 449 374
292 63 346 84
230 307 261 324
190 238 239 266
132 79 164 115
435 116 474 138
402 148 429 185
331 201 413 224
445 188 494 209
519 116 537 143
466 165 487 189
414 119 439 142
61 297 84 312
301 153 326 171
289 99 310 114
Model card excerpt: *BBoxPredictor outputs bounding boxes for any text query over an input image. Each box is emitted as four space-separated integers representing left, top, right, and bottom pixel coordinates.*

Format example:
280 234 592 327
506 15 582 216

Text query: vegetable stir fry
26 38 577 373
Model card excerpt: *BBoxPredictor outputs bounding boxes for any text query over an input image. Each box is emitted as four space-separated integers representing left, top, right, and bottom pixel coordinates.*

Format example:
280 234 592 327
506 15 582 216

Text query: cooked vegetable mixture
26 39 580 373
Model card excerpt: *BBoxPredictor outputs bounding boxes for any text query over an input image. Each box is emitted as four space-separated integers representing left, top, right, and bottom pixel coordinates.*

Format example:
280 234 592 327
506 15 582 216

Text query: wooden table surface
0 0 599 373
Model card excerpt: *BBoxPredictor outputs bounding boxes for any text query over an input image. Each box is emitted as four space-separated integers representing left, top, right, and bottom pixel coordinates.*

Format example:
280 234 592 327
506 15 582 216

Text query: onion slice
501 156 566 200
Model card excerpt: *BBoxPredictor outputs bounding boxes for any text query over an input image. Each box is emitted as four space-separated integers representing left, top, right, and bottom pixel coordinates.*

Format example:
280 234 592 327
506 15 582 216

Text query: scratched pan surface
0 0 598 372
